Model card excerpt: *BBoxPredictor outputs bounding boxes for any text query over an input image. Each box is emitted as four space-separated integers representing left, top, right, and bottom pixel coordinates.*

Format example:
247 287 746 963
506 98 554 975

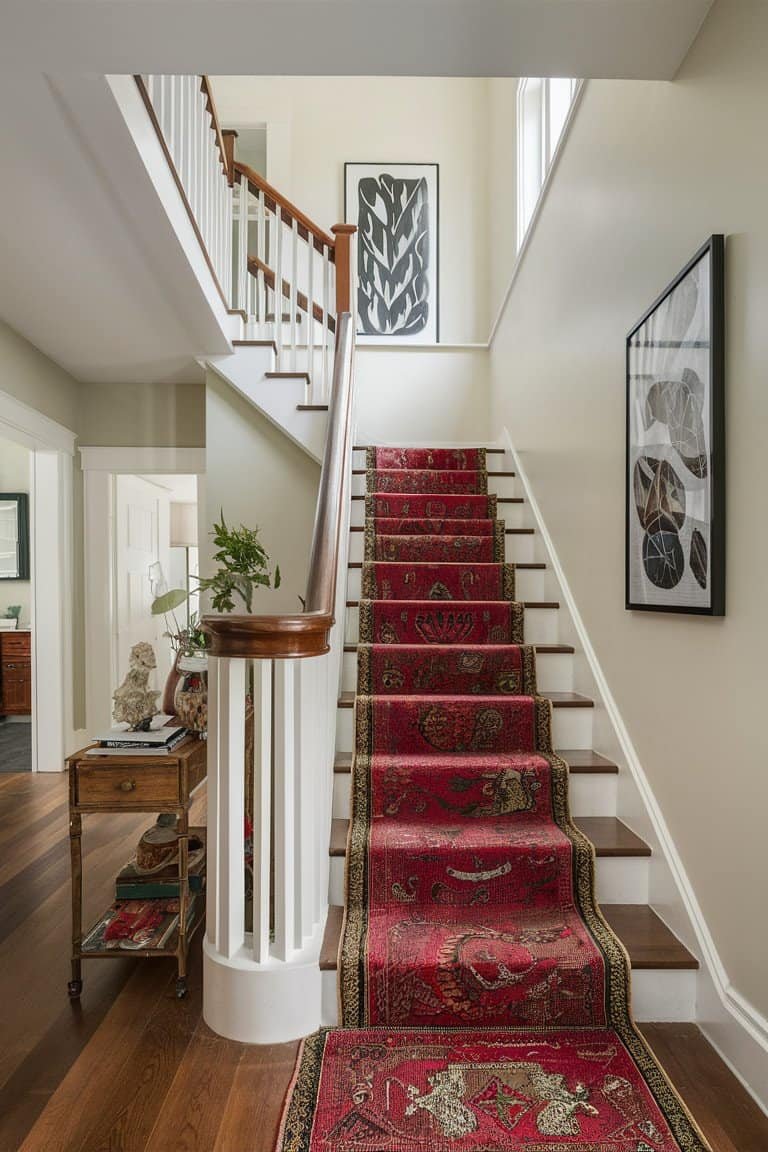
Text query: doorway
81 447 205 735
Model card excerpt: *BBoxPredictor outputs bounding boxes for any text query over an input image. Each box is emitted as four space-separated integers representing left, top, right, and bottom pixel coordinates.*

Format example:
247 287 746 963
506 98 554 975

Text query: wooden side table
66 736 207 999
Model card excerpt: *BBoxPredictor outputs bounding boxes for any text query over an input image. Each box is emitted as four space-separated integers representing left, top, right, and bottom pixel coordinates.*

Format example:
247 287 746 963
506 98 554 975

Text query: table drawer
1 632 31 657
75 762 181 808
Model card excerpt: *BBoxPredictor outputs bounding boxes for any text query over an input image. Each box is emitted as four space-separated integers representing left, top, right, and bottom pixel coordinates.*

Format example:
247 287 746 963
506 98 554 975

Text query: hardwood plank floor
2 772 766 1151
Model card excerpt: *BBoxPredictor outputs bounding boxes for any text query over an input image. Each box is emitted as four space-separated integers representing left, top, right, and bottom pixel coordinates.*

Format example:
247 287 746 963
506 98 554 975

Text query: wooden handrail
247 255 336 333
200 76 230 180
233 161 336 255
204 313 355 659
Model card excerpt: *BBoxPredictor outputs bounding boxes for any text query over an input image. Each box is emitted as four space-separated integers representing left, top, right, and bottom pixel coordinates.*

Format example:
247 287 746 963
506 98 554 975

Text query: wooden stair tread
338 690 592 708
334 749 618 774
557 748 618 773
343 642 575 654
353 469 516 476
350 526 533 534
353 446 505 454
331 816 649 859
347 560 545 568
297 404 327 411
231 338 278 353
350 495 524 504
266 371 310 383
346 599 559 609
321 903 697 972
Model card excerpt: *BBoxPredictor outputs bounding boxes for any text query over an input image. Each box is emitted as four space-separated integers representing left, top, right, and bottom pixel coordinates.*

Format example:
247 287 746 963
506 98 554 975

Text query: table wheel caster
175 978 188 999
68 979 83 999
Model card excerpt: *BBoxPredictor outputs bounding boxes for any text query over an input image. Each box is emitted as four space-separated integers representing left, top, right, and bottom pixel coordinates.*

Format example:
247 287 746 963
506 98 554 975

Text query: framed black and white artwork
344 162 439 343
626 235 725 615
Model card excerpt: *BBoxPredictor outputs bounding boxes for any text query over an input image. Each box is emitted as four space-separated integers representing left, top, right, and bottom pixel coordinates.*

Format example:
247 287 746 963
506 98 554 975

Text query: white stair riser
344 566 549 603
334 702 592 754
349 502 528 530
344 605 560 646
332 768 616 821
328 852 647 908
352 472 519 500
320 966 695 1026
340 650 574 694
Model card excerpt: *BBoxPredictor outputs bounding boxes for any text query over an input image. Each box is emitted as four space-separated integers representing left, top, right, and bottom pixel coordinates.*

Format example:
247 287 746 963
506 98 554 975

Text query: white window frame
517 77 578 249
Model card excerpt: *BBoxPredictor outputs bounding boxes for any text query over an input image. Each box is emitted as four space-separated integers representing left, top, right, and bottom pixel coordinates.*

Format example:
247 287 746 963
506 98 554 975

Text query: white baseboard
503 425 768 1115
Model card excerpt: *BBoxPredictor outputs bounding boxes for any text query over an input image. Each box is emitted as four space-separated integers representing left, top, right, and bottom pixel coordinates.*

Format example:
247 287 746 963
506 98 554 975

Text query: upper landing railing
135 75 355 402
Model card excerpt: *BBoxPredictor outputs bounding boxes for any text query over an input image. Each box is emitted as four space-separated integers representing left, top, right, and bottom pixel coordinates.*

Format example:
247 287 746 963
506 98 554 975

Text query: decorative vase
174 654 208 735
162 653 182 715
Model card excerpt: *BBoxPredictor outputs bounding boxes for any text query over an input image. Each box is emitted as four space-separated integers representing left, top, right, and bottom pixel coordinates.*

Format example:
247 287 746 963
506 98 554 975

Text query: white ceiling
2 1 713 80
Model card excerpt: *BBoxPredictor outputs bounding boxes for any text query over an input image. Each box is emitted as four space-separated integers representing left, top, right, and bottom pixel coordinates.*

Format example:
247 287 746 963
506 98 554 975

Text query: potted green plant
197 511 281 611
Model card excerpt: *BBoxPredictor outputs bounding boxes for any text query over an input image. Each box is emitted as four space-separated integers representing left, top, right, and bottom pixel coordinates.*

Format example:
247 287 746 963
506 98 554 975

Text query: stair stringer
502 425 768 1115
207 345 327 463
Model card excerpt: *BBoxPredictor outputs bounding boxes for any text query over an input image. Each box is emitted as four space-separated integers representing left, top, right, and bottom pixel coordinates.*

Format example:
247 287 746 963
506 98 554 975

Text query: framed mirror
0 494 30 580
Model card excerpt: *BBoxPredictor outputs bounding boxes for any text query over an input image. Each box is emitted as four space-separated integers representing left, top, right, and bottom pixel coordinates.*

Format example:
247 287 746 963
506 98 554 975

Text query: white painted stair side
208 345 327 462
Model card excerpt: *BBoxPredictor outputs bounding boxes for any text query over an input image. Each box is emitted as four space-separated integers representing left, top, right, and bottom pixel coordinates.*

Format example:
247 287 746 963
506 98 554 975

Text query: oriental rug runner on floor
278 447 708 1152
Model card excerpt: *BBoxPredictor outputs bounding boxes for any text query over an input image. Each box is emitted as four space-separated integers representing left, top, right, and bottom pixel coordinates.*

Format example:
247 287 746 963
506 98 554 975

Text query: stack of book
86 724 188 756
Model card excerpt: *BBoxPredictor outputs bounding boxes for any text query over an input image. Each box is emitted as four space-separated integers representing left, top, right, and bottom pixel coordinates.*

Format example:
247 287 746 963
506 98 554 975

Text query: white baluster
256 189 266 327
307 238 315 400
251 658 272 963
238 174 248 314
290 218 298 371
275 210 284 362
273 659 297 959
207 656 246 960
322 247 331 401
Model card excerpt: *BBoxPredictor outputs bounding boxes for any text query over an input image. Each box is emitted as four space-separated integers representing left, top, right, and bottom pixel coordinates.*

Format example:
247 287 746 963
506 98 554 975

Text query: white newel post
203 648 330 1044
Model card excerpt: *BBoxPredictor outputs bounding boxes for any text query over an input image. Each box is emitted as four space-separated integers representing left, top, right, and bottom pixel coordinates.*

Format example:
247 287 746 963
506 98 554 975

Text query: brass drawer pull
119 779 137 793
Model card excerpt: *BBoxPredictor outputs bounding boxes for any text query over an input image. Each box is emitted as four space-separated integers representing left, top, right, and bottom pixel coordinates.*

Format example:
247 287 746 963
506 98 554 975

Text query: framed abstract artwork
344 162 439 343
626 235 725 614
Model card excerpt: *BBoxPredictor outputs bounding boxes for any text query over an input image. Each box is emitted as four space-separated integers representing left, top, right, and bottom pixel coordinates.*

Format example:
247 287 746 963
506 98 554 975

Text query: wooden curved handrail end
203 611 334 659
331 224 357 235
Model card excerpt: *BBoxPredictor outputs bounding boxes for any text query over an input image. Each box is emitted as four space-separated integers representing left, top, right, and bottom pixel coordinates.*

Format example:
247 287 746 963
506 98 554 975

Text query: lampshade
169 502 198 548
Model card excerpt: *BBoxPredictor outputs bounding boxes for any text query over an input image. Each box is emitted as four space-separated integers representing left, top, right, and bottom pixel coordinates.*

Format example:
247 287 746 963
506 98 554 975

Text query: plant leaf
151 588 188 615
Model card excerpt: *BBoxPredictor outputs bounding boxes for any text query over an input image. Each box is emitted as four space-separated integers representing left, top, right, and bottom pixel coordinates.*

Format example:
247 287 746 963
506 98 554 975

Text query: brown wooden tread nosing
353 446 505 454
333 748 618 775
330 816 650 859
347 560 545 569
297 404 328 411
266 371 311 382
338 690 592 709
346 599 559 609
353 470 516 477
320 903 697 972
351 495 523 503
343 642 575 655
350 526 533 535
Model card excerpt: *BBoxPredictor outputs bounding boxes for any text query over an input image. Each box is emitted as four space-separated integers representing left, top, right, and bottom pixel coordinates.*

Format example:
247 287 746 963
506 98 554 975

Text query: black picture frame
0 493 30 581
625 235 725 615
344 162 440 343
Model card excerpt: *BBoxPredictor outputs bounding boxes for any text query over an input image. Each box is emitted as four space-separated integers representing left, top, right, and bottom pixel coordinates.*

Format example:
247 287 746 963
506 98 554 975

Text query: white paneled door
113 475 171 699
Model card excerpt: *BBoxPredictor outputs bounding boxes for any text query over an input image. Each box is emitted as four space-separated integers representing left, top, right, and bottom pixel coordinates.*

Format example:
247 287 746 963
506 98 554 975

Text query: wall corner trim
0 387 76 455
502 424 768 1116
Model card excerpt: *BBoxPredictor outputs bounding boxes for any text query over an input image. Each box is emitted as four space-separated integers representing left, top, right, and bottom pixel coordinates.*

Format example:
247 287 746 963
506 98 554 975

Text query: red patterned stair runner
278 446 708 1151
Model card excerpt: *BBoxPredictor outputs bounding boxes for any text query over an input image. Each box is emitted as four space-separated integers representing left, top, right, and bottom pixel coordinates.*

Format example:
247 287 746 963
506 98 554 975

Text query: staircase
320 443 698 1026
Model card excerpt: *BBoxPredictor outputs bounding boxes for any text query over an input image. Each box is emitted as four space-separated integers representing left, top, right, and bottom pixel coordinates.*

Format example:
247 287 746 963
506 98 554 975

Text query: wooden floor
1 773 766 1152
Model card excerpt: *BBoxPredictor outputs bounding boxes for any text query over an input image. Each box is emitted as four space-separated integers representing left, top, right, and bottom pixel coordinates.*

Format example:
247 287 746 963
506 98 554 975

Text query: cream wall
0 437 31 625
213 75 491 346
205 372 319 614
489 0 768 1016
0 318 79 431
78 382 205 447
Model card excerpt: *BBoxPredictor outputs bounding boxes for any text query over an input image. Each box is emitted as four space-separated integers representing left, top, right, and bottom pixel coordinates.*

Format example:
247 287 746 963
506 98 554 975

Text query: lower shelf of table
75 898 205 961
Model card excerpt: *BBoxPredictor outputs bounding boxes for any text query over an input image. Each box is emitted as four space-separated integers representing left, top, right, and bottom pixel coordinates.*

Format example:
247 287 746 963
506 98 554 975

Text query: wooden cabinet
0 630 31 715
